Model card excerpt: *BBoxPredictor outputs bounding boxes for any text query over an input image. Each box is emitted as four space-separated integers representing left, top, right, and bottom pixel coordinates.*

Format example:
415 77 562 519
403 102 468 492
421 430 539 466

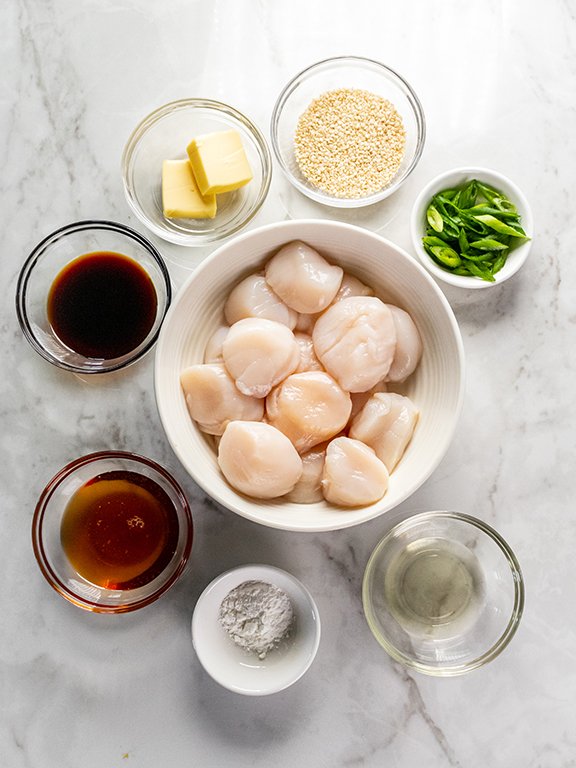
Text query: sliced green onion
469 237 510 251
426 205 444 232
421 178 529 282
474 214 527 238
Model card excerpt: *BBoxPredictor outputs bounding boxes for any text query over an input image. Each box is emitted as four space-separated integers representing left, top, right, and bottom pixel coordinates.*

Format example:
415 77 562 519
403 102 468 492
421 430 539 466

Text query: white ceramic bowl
191 564 321 695
155 219 465 532
410 167 533 289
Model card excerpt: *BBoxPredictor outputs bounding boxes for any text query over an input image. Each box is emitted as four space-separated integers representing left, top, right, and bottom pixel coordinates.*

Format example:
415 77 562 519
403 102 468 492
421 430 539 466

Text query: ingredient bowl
362 511 524 675
16 220 171 374
271 56 425 208
32 451 193 613
122 99 272 246
154 219 465 532
192 564 321 695
410 167 533 288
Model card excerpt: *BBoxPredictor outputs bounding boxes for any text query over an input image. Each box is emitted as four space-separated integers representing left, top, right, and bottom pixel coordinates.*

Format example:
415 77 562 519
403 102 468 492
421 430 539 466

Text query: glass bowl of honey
32 451 193 613
16 220 172 374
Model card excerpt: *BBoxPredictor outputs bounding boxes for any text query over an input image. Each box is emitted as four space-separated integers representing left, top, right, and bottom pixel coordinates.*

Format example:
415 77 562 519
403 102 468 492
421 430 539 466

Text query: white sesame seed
294 88 406 199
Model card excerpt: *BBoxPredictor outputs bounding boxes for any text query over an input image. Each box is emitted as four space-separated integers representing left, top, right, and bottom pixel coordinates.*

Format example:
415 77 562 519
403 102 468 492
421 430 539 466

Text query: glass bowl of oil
32 451 193 613
16 220 172 374
362 511 524 676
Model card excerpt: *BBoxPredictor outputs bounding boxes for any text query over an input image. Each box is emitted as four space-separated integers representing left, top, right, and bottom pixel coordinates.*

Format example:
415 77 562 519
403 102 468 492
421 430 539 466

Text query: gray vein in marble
19 0 76 187
334 656 464 767
486 444 503 520
17 0 114 218
316 538 363 603
547 235 562 325
395 667 463 768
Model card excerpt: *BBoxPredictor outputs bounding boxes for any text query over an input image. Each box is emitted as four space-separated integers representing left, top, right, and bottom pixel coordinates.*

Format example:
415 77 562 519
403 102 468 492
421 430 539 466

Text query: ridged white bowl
155 220 465 532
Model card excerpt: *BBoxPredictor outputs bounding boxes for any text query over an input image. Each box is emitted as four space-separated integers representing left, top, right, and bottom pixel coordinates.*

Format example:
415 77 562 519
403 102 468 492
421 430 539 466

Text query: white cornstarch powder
294 87 406 199
218 580 295 659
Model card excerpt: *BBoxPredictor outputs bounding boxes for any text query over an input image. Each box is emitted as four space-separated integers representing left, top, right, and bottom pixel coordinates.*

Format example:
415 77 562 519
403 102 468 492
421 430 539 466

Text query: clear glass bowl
362 511 524 675
16 220 172 374
270 56 425 208
122 99 272 246
32 451 193 613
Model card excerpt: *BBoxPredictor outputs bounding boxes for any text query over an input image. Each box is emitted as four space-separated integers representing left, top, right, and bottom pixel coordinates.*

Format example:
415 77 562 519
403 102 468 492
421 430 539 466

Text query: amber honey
60 470 179 590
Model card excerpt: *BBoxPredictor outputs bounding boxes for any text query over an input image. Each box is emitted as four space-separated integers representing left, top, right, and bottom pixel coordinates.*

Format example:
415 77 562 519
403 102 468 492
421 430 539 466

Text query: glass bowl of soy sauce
32 451 193 612
16 220 172 374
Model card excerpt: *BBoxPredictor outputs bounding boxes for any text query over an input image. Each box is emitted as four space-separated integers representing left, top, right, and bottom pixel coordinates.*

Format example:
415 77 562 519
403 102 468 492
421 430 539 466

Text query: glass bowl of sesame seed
270 56 426 208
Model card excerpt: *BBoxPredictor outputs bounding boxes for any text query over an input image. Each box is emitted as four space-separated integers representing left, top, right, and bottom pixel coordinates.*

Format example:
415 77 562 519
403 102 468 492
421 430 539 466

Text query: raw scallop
285 445 326 504
222 317 300 398
294 332 324 373
218 421 303 499
322 437 389 507
385 305 423 383
204 325 229 363
294 313 318 334
180 364 264 435
349 392 419 472
293 272 373 334
224 273 298 329
312 296 397 392
334 272 374 301
349 380 388 422
266 371 352 453
265 240 343 314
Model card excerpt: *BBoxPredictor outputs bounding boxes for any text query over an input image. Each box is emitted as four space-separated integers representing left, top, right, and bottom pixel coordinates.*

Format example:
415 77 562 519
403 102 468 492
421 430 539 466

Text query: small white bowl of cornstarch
271 56 425 207
191 564 321 695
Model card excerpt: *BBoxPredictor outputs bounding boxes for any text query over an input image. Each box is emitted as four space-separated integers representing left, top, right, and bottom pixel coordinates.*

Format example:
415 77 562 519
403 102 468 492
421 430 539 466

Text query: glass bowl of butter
122 99 272 246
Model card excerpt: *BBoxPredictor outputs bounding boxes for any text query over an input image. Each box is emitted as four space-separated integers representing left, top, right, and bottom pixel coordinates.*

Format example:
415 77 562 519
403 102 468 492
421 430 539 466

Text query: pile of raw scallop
180 240 422 508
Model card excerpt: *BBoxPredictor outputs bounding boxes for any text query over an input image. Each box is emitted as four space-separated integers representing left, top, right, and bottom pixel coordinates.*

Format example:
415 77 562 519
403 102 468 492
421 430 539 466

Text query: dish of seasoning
294 88 406 198
47 250 158 359
218 580 294 659
191 564 321 695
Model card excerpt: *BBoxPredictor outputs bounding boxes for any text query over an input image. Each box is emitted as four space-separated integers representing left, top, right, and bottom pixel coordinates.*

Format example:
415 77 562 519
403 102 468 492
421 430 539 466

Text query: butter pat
162 159 217 219
187 130 253 196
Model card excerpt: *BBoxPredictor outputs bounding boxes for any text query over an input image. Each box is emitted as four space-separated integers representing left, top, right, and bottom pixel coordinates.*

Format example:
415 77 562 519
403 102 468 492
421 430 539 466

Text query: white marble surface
2 1 575 766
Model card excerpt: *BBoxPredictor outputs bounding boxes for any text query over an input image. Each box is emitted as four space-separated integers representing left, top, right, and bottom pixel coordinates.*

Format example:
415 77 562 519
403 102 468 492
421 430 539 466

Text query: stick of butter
187 130 253 196
162 159 217 219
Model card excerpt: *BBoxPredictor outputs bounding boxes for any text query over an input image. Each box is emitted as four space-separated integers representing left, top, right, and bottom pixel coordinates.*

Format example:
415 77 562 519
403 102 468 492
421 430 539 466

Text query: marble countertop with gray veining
2 1 575 766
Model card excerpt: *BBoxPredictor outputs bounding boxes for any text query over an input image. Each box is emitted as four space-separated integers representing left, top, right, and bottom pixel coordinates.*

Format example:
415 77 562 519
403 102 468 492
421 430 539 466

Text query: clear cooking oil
384 537 486 639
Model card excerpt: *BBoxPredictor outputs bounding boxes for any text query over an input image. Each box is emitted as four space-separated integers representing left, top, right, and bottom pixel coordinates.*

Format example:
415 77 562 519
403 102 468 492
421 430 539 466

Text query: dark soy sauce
48 251 157 359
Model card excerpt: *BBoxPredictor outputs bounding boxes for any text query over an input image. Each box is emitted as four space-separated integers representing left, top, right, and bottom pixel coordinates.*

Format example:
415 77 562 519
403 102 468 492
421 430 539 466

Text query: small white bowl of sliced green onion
410 167 533 289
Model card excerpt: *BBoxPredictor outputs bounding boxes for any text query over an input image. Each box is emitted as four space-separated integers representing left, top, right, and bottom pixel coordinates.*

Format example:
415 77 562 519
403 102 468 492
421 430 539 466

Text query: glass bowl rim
32 450 193 613
362 510 525 676
270 54 426 208
15 218 172 374
121 98 273 246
